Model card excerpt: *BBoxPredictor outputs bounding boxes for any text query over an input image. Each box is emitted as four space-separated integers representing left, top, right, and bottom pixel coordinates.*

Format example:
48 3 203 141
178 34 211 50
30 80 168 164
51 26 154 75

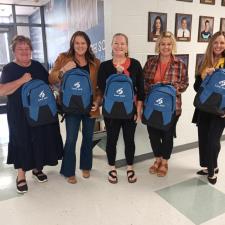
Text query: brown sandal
67 176 77 184
157 163 168 177
149 160 161 174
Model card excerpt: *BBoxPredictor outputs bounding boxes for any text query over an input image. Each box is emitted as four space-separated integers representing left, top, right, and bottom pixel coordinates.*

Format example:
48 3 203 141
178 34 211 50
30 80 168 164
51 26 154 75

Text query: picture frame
222 0 225 6
176 0 193 2
148 12 167 42
175 13 192 42
195 54 204 75
200 0 215 5
175 54 189 68
220 18 225 32
198 16 214 42
147 55 156 61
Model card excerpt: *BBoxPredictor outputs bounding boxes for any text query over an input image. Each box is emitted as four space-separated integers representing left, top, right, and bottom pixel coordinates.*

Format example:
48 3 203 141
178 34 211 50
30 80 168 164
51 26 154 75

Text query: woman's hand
60 61 76 73
116 65 124 73
221 114 225 118
205 67 215 75
134 100 143 123
20 73 32 84
134 111 142 123
91 101 99 112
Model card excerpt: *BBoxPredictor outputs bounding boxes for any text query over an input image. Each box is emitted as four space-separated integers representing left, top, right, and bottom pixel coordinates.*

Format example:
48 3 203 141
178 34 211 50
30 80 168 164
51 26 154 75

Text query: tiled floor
1 114 225 225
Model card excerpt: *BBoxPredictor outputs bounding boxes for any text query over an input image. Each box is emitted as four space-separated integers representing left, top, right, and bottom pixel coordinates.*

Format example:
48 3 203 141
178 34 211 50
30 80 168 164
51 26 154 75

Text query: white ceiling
0 0 50 16
0 0 50 6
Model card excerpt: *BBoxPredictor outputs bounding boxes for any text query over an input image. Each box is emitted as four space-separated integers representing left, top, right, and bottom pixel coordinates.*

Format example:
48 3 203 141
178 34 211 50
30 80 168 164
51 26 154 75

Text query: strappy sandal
32 170 48 183
157 163 168 177
149 160 161 174
196 168 219 175
16 178 28 194
108 170 118 184
127 170 137 183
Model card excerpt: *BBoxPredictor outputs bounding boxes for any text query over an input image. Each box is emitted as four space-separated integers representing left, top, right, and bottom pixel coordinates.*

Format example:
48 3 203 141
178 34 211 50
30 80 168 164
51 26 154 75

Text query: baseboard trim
115 134 225 168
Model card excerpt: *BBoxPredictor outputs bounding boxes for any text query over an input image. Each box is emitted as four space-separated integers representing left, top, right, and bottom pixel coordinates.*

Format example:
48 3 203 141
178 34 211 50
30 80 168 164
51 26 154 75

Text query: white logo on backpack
154 98 165 107
116 88 123 95
114 88 125 97
215 80 225 89
72 82 82 91
38 90 48 101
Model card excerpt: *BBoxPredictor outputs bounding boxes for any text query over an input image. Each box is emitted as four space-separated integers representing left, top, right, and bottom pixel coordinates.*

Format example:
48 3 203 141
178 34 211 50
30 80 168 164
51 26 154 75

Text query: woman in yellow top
193 31 225 185
49 31 101 184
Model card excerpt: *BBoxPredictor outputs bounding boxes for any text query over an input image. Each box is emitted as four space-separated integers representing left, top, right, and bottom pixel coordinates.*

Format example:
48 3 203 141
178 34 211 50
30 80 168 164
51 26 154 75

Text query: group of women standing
0 29 224 193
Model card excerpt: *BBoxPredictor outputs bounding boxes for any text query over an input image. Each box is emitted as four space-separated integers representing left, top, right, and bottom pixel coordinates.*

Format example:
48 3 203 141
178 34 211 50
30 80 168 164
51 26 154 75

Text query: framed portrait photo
176 0 193 2
148 12 167 42
175 54 189 68
147 55 156 61
222 0 225 6
175 13 192 42
195 54 204 75
200 0 215 4
198 16 214 42
220 18 225 32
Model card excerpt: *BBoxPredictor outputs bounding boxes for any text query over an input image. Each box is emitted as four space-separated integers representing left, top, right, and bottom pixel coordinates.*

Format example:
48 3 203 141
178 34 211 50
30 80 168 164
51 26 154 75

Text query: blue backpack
21 79 57 127
60 68 93 114
142 84 176 130
194 69 225 115
103 74 135 119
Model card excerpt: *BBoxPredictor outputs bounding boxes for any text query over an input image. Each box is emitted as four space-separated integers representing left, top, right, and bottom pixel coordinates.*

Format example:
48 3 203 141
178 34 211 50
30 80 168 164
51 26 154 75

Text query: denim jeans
60 114 95 177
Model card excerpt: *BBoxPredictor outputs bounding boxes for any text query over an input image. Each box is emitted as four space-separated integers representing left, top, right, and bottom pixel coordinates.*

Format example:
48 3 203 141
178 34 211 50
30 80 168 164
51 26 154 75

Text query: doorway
0 25 15 114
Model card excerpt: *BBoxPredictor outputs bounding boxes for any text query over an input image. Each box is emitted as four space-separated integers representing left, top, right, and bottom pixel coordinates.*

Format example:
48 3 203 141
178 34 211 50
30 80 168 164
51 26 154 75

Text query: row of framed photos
147 54 204 74
148 12 225 42
177 0 225 4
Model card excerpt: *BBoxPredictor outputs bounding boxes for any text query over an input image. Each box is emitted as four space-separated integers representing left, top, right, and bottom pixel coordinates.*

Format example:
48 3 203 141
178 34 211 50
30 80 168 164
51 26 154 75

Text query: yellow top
201 57 225 79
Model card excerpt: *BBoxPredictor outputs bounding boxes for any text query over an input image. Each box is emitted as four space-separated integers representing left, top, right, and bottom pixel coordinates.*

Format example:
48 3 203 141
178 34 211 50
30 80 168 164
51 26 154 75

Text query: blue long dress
0 60 63 171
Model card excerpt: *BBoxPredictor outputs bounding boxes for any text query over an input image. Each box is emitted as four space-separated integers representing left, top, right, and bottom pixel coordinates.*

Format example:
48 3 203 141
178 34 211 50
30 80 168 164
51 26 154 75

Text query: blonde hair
11 35 32 52
199 31 225 74
111 33 129 57
155 31 177 54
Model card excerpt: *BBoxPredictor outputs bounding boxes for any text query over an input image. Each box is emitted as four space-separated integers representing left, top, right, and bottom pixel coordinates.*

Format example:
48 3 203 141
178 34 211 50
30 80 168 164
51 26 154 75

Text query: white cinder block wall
103 0 225 160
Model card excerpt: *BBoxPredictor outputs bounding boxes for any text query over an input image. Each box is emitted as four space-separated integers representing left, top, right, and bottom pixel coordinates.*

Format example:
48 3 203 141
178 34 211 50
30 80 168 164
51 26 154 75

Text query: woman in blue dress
0 35 63 193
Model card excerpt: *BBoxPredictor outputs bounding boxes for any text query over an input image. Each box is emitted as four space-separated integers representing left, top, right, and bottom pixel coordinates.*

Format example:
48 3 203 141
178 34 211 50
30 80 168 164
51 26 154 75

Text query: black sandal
108 170 118 184
127 170 137 183
16 178 28 194
196 168 219 175
32 170 48 183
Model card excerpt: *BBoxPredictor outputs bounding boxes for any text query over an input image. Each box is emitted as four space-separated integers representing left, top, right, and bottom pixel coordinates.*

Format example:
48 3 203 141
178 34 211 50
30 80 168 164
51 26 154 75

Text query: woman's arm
0 73 31 96
173 62 189 94
97 62 107 97
143 60 153 95
49 54 76 84
91 59 103 111
134 60 144 121
193 74 202 92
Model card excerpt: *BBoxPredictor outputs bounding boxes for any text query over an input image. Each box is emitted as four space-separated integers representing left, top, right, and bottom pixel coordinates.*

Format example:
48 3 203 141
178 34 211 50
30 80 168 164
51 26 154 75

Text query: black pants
197 111 225 177
104 117 137 166
147 116 179 160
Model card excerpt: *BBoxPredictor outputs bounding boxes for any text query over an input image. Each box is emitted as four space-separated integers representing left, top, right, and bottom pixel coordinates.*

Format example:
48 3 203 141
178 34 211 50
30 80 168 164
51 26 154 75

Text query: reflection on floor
1 114 225 225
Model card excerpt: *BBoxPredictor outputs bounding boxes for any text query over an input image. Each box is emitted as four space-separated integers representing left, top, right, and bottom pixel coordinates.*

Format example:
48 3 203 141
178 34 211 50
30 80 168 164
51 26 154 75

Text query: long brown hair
67 31 95 64
199 31 225 74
